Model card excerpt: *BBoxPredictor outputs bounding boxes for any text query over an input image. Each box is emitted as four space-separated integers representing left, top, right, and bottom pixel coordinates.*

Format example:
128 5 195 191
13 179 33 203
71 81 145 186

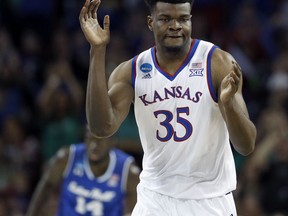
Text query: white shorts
131 184 237 216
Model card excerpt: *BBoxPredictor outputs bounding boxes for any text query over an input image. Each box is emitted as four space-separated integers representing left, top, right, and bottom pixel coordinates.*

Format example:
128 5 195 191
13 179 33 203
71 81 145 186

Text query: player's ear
147 15 153 31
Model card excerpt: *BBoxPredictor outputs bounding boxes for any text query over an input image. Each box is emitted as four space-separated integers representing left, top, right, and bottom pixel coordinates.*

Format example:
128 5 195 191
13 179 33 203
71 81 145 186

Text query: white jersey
132 39 236 199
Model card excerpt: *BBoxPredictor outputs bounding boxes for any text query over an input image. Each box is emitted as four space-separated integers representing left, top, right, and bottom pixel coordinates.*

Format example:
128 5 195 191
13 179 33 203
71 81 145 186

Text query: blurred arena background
0 0 287 215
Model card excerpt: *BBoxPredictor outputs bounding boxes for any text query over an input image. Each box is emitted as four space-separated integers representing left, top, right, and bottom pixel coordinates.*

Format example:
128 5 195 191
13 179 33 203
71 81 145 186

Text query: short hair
144 0 194 12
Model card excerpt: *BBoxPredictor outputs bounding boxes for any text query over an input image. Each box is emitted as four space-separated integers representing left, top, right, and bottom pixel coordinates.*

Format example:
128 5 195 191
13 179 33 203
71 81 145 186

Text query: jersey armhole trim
207 45 219 103
121 157 134 193
131 55 138 89
63 145 76 178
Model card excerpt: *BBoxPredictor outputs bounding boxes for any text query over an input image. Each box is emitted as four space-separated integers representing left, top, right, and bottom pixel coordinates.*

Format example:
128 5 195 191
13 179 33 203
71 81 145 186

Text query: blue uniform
56 144 134 216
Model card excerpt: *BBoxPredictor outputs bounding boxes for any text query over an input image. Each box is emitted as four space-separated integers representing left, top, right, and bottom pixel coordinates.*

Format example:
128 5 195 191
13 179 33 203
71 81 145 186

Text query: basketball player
79 0 257 215
26 129 140 216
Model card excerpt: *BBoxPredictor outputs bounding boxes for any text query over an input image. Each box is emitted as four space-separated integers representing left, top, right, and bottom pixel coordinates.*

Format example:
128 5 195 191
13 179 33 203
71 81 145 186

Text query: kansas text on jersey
131 39 236 199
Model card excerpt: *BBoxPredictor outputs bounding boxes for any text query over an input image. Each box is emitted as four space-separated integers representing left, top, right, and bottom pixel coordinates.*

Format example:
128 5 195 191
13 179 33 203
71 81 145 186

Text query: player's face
84 132 114 163
148 2 192 51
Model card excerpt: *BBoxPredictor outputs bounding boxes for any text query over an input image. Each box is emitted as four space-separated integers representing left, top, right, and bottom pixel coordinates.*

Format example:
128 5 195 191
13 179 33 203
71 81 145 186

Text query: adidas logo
142 73 152 79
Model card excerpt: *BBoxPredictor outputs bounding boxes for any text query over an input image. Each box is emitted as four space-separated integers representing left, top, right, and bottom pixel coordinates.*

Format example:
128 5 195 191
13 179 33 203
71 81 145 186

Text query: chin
88 155 101 163
165 45 183 52
89 158 102 164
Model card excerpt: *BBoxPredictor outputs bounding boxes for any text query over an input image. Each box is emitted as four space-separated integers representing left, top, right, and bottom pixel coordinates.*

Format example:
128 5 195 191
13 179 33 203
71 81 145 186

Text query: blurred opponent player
26 129 140 216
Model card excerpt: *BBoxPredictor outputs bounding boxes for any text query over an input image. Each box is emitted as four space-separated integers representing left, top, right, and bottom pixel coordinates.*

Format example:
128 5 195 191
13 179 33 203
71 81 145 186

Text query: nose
89 141 98 149
169 19 182 30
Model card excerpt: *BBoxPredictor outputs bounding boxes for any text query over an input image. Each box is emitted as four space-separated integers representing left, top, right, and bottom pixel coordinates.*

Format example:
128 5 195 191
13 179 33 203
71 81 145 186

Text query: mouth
88 151 101 162
88 146 100 156
166 35 182 38
165 35 184 42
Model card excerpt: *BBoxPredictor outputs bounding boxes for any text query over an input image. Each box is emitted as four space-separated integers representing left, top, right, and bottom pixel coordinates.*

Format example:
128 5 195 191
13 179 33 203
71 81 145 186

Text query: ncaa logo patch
73 162 84 177
140 63 152 73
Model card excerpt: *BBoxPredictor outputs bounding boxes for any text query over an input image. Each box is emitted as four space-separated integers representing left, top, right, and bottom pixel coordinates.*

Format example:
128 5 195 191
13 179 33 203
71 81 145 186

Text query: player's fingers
87 0 96 18
103 15 110 31
228 77 238 93
95 0 101 12
232 61 242 77
90 2 97 19
235 62 242 72
79 2 89 22
222 74 230 86
90 0 99 19
223 73 234 86
79 8 85 22
230 71 240 85
87 2 92 18
79 0 90 22
228 77 235 85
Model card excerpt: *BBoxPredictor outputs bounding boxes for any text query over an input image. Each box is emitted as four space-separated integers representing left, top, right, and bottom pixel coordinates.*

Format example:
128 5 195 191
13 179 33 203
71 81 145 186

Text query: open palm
79 0 110 47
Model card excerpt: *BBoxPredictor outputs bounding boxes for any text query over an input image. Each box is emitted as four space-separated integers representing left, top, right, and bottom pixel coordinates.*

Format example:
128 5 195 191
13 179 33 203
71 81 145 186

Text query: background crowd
0 0 287 215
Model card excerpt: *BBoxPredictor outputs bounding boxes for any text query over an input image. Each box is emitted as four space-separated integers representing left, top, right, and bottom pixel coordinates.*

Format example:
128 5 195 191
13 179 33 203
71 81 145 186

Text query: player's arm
79 0 134 138
124 162 140 215
211 48 257 156
26 148 69 216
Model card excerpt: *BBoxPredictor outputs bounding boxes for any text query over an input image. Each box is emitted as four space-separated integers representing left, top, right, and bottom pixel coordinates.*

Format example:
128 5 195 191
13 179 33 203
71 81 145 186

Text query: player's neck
155 39 193 75
89 156 110 177
156 38 192 61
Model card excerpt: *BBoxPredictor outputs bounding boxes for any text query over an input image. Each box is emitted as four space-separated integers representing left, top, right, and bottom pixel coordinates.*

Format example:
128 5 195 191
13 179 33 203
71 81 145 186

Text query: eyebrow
157 14 191 17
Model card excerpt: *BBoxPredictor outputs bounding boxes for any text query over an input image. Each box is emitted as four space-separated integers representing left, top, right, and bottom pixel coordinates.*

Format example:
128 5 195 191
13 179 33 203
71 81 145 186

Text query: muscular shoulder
211 48 236 89
108 59 133 87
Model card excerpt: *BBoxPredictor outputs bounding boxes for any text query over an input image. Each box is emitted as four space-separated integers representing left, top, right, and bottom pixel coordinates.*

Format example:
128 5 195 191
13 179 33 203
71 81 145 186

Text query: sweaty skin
79 0 256 156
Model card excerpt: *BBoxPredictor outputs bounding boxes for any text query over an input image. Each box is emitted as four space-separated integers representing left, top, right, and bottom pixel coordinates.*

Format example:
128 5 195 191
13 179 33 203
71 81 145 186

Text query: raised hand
79 0 110 47
220 61 242 104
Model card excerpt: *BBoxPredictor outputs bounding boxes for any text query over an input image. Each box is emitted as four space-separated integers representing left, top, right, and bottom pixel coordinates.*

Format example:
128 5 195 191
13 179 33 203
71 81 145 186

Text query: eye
179 17 190 23
159 17 171 23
